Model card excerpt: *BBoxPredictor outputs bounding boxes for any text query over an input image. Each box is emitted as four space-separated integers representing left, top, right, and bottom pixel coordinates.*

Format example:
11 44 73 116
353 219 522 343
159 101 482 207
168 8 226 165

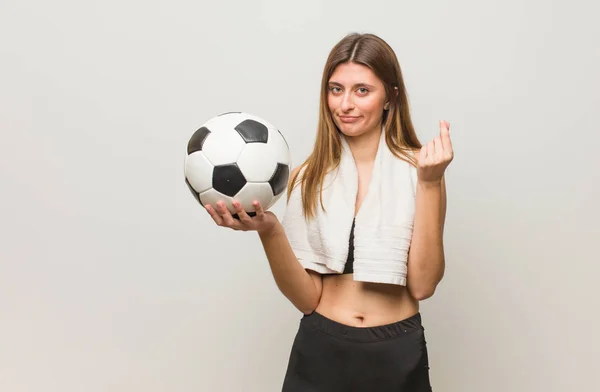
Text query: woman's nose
341 93 354 111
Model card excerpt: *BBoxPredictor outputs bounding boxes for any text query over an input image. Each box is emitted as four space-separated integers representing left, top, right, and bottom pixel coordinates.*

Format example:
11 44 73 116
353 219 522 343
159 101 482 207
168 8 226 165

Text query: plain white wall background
1 0 598 391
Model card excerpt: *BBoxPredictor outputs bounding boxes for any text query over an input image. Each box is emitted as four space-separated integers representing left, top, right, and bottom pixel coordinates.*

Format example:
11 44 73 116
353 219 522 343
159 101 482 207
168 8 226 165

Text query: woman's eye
357 87 369 94
329 86 342 93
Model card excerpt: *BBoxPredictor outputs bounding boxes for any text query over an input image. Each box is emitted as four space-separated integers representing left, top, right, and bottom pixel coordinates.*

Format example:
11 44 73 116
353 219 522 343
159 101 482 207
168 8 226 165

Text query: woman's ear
385 87 399 110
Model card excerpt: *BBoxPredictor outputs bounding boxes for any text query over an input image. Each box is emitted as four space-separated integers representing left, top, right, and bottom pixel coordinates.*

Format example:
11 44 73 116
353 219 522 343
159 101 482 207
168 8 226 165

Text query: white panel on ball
269 129 292 166
234 182 274 212
236 143 278 182
199 188 235 212
184 151 214 193
202 129 246 166
265 191 285 209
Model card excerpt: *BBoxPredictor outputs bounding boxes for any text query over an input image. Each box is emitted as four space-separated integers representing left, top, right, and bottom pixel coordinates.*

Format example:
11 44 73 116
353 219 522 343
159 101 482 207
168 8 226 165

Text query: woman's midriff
314 273 419 327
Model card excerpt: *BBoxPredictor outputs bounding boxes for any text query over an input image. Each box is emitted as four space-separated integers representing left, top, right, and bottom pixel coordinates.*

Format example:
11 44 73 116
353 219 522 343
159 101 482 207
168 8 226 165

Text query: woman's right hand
205 199 278 235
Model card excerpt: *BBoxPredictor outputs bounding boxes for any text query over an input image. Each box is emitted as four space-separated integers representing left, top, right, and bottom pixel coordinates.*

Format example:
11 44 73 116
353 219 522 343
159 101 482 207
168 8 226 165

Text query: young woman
205 33 453 392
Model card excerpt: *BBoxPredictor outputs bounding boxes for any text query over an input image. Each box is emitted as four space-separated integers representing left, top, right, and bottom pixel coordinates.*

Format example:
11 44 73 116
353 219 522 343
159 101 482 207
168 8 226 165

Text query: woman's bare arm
258 223 322 314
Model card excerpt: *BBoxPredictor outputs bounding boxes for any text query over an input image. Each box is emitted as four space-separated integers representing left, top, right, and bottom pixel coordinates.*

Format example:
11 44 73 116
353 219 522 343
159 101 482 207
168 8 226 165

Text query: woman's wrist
257 219 282 238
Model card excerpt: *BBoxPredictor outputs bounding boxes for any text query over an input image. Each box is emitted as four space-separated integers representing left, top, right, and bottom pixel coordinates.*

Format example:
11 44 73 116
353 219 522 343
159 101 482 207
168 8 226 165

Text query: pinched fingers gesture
417 120 454 184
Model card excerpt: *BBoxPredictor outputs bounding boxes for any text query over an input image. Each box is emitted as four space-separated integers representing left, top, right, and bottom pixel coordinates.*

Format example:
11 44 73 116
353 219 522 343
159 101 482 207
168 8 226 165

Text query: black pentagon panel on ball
269 163 290 196
213 163 247 197
185 178 203 206
234 119 269 143
187 126 211 154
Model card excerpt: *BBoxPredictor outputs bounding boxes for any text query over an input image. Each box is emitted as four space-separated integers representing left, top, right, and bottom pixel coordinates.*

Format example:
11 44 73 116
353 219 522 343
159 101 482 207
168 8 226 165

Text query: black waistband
301 311 423 342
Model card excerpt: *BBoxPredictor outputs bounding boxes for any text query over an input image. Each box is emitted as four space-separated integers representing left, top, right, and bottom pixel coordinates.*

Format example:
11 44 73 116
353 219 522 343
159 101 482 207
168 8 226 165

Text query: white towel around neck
281 129 418 286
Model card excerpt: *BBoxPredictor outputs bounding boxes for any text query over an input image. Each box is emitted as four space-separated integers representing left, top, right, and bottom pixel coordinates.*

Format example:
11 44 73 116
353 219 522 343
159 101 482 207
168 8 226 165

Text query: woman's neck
345 127 382 164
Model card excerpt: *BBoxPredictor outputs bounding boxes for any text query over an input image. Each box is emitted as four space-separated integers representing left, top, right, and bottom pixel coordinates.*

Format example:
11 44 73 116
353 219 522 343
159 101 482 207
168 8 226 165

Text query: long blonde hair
287 33 422 219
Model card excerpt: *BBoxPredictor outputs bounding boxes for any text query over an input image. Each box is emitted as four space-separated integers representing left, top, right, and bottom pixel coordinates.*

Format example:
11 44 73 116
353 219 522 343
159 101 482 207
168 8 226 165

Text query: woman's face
327 62 387 138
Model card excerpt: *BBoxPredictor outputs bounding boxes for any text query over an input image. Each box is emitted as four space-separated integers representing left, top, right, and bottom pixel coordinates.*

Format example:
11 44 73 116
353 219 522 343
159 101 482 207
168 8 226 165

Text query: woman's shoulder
289 165 304 184
285 165 304 197
290 165 302 178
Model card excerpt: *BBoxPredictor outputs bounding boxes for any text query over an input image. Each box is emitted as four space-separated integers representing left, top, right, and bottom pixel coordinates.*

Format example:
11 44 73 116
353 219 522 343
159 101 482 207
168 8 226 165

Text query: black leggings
282 311 432 392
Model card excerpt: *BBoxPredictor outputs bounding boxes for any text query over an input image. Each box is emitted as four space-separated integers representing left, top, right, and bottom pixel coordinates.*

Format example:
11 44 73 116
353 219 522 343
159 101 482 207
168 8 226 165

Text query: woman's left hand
417 120 454 185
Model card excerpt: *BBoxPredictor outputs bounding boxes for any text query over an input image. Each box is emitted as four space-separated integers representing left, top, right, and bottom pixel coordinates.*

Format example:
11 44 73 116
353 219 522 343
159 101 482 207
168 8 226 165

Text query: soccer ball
184 112 291 218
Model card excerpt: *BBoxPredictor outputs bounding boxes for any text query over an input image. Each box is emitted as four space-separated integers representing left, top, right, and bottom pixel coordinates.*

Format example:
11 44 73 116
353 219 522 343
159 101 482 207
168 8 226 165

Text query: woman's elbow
297 298 319 315
412 288 436 301
408 280 441 301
